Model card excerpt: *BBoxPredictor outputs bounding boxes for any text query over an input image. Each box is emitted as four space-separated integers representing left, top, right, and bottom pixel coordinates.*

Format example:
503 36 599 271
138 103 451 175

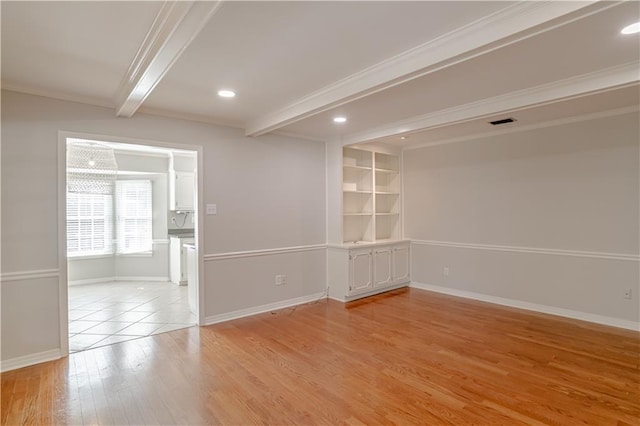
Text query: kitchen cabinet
169 170 194 211
170 236 194 285
328 240 410 301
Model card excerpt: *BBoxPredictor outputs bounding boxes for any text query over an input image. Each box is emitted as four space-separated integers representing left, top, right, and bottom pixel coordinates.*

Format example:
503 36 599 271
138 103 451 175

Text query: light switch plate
206 204 217 215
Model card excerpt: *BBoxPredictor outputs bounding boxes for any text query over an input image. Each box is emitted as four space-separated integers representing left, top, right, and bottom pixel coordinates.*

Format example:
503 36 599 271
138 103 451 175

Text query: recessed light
621 22 640 35
400 136 407 140
218 89 236 98
333 116 347 123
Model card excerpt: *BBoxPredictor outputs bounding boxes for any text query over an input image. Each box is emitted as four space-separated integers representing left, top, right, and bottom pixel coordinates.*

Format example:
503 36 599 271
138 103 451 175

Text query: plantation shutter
66 178 114 257
116 180 152 254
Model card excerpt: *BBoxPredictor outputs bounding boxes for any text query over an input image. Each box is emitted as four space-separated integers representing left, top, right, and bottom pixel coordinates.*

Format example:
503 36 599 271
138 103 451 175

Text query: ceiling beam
340 61 640 146
114 1 223 118
245 0 613 137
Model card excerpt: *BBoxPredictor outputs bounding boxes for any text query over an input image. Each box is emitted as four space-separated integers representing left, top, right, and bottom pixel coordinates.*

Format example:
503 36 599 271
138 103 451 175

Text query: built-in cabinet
329 241 410 300
328 144 409 302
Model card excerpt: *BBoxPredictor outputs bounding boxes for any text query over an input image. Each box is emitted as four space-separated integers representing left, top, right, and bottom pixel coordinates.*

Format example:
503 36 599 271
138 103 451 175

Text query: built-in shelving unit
329 143 410 303
342 147 401 243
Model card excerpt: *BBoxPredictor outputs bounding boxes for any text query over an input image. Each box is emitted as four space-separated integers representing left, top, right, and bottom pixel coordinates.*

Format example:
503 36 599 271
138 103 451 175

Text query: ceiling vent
489 117 516 126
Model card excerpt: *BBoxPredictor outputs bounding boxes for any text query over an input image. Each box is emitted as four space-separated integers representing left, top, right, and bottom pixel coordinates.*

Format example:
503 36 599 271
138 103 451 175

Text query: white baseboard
204 291 327 325
410 282 639 331
68 277 115 286
114 276 170 282
69 276 169 286
1 349 61 373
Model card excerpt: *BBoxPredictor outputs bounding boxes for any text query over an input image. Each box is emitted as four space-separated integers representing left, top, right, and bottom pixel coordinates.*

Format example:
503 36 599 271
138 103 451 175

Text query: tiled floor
68 281 196 352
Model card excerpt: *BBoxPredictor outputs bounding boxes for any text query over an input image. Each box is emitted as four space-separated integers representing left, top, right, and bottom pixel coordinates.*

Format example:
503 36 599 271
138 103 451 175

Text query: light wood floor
2 288 639 425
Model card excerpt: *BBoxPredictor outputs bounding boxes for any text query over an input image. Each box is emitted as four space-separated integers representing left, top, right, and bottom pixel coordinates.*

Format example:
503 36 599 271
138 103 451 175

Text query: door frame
57 130 205 356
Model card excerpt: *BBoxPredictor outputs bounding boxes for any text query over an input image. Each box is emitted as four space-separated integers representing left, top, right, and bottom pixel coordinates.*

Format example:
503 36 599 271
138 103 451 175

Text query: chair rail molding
0 268 60 283
411 240 640 262
204 244 327 261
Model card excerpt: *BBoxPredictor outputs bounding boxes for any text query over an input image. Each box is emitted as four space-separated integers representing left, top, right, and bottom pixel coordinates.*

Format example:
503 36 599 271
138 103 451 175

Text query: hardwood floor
2 288 639 425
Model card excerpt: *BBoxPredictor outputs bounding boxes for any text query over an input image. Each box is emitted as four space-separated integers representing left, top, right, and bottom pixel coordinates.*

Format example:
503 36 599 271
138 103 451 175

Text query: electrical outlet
275 274 286 286
443 267 449 276
624 288 632 299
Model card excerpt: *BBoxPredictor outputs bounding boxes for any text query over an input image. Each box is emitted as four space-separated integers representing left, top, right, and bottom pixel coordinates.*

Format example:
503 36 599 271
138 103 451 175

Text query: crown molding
342 61 640 146
114 1 223 118
245 0 610 136
137 105 244 130
1 82 114 109
402 104 640 151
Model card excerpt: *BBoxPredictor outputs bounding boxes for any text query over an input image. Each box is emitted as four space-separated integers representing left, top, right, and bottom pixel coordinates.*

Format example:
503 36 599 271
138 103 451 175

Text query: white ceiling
2 1 638 148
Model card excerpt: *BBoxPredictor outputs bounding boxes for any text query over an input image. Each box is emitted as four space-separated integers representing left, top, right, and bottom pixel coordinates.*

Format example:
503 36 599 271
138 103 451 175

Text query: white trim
114 276 170 282
1 84 113 110
68 276 170 286
410 282 639 332
245 1 603 136
58 133 69 356
68 277 114 286
411 240 639 262
114 1 223 117
1 349 61 373
343 63 640 146
204 244 327 261
204 291 327 325
403 104 640 151
0 269 60 282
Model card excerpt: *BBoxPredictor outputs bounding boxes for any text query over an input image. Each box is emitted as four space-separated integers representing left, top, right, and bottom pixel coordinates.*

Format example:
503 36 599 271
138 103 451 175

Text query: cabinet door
169 238 182 284
373 247 392 288
171 171 194 211
349 249 372 295
392 244 410 284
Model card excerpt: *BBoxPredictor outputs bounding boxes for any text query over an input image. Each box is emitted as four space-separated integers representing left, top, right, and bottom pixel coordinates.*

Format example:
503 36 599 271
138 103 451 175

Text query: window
116 180 152 254
67 182 114 257
67 178 153 257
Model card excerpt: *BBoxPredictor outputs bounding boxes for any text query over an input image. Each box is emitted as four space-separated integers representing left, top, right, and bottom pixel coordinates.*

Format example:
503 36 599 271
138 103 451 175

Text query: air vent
489 117 516 126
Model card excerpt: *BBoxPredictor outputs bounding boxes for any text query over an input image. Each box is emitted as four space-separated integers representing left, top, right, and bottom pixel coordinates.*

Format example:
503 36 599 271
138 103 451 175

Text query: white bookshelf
342 147 401 243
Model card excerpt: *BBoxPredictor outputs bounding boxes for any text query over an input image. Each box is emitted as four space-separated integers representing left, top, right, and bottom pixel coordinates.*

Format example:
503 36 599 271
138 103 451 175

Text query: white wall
0 90 326 365
404 112 639 326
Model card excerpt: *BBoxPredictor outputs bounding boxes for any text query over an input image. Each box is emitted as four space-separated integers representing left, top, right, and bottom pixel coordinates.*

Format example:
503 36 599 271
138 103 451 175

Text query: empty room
1 1 638 424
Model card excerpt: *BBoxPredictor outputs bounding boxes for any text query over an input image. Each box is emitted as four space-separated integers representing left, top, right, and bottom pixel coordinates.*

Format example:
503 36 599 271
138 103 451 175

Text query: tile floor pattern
68 281 196 352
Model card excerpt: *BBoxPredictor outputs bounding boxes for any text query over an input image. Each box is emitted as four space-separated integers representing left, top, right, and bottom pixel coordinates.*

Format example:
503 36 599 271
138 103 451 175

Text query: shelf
344 190 373 194
343 148 400 243
375 168 398 173
344 165 372 171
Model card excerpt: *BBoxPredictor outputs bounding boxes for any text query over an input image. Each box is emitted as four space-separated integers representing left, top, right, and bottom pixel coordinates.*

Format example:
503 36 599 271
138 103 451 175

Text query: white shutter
116 180 152 254
66 180 114 257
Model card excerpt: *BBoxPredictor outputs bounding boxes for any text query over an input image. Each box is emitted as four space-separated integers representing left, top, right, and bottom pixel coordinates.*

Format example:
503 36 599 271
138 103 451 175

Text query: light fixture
400 136 407 140
217 89 236 98
333 116 347 123
621 22 640 35
67 141 119 195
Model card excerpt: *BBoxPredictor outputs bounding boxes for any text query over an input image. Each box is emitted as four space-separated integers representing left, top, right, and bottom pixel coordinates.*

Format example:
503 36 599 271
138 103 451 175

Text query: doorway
60 134 202 354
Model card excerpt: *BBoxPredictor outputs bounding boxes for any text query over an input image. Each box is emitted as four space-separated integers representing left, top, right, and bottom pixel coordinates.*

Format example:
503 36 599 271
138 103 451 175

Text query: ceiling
2 1 638 148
